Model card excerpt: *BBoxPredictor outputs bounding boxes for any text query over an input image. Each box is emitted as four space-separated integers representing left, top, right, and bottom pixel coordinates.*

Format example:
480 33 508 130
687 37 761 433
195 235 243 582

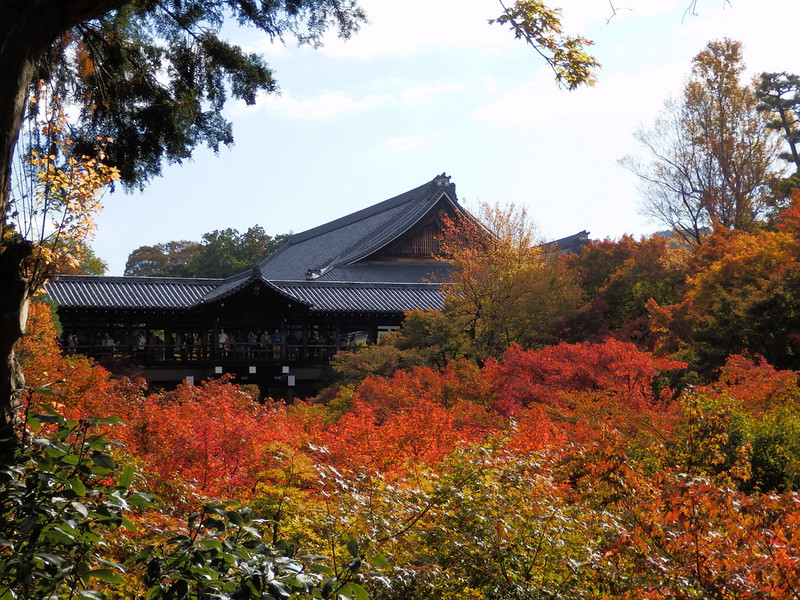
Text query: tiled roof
45 276 221 309
274 281 444 313
45 274 443 314
259 173 459 281
314 261 451 283
549 231 590 254
195 266 310 307
46 176 586 317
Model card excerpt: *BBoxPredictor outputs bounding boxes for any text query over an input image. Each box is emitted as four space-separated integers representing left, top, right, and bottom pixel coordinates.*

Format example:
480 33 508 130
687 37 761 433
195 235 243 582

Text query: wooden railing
64 342 355 365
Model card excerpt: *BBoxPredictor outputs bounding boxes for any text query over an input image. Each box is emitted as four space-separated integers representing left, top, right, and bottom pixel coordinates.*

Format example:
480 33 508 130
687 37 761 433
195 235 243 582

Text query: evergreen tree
757 71 800 191
0 0 365 461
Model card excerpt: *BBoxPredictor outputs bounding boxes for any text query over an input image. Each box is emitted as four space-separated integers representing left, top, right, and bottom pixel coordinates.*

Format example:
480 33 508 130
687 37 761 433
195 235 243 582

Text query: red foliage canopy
488 339 686 414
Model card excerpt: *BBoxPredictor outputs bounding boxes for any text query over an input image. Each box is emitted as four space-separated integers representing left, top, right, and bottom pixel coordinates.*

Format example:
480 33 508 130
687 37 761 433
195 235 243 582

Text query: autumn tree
124 240 200 277
53 241 108 275
387 309 471 368
560 234 689 345
1 92 119 459
647 196 800 374
438 203 582 362
10 96 118 288
487 339 685 414
622 39 786 243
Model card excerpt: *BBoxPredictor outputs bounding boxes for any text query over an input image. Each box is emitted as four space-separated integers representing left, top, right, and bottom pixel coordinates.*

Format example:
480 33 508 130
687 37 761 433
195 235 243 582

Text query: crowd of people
62 326 365 363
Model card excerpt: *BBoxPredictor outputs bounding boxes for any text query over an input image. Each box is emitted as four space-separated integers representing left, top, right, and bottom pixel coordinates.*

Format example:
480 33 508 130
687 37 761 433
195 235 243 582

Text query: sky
91 0 800 276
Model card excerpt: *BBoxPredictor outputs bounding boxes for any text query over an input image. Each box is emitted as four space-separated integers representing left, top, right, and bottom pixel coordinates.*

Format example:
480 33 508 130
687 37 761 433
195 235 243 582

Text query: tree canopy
622 39 786 243
124 240 201 277
124 227 287 277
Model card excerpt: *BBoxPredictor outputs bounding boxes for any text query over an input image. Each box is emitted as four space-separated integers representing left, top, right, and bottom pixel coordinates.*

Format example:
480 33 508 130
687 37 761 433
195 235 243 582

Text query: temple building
45 174 465 395
45 173 589 396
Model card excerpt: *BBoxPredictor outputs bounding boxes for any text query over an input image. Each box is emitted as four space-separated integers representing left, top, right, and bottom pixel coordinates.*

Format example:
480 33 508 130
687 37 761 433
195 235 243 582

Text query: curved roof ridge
338 186 457 266
258 173 457 281
197 265 311 307
52 274 223 284
287 174 450 245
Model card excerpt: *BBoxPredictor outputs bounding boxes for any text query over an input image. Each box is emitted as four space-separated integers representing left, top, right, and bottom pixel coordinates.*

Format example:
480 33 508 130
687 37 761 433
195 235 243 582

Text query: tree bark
0 241 31 464
0 0 131 460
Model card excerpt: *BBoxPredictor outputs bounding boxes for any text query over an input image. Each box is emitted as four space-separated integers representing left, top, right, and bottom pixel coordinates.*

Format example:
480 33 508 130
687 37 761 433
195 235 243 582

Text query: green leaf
78 561 91 585
36 552 69 567
346 539 359 558
90 568 124 584
33 411 61 423
200 539 224 550
43 526 76 545
34 386 59 396
336 583 370 600
146 585 162 600
121 517 138 533
129 491 156 508
90 451 115 470
268 580 291 600
369 554 391 569
71 501 89 518
309 564 334 576
225 510 244 526
201 516 225 531
118 464 135 489
68 477 87 496
347 557 361 573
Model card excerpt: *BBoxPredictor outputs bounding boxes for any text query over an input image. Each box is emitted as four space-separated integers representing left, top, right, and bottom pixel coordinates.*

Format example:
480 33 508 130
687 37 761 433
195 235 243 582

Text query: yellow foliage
17 83 119 286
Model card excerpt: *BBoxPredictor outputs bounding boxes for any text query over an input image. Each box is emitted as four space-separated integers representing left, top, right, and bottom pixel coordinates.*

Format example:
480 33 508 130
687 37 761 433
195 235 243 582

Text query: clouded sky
93 0 800 275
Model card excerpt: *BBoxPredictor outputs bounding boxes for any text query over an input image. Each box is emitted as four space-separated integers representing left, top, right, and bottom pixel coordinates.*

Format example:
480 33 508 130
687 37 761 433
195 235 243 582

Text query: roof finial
437 172 450 184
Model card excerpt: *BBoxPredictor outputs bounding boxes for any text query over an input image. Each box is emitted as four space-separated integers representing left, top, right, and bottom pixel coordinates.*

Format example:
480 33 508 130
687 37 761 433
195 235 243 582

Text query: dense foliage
9 292 800 598
124 228 287 278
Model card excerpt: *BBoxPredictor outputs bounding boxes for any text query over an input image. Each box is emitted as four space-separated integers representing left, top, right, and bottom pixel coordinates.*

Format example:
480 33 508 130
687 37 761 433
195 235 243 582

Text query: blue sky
93 0 800 275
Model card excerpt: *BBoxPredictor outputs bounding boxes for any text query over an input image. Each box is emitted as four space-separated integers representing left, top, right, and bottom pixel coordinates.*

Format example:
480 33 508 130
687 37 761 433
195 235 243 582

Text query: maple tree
562 235 689 344
487 339 685 413
10 96 119 289
648 223 800 373
322 361 498 479
1 89 120 460
438 203 581 362
118 379 326 504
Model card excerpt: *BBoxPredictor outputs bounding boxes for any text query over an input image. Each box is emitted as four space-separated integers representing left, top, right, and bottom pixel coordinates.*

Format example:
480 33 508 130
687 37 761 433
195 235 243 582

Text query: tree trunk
0 0 131 461
0 241 32 464
0 5 50 463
